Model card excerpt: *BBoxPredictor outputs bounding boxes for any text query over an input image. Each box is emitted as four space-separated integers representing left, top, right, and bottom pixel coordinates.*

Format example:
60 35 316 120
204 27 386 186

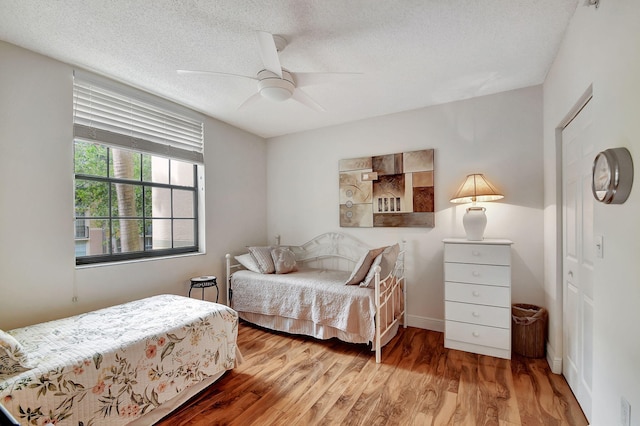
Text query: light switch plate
595 235 603 258
621 396 631 426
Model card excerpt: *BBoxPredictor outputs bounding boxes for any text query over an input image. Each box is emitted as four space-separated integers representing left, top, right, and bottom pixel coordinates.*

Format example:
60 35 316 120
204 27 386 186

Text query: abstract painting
339 149 434 227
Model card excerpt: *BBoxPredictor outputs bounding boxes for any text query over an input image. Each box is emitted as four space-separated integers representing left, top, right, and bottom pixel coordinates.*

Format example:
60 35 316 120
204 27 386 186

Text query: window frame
74 143 200 265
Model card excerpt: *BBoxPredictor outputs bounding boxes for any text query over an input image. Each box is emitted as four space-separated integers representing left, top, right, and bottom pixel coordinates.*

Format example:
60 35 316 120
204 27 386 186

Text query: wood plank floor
156 322 587 426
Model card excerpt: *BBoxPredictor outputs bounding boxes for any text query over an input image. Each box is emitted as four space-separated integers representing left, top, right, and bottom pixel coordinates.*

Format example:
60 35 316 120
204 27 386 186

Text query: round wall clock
591 147 634 204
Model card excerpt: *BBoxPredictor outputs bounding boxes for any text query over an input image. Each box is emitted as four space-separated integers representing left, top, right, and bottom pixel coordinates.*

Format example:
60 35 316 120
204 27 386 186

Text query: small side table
189 276 218 302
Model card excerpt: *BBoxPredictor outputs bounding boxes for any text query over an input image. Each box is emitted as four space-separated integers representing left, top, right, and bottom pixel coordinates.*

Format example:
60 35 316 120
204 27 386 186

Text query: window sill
75 251 205 269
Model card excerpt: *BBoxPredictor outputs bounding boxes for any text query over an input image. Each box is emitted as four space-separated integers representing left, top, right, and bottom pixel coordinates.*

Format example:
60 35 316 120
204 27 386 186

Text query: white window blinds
73 73 204 164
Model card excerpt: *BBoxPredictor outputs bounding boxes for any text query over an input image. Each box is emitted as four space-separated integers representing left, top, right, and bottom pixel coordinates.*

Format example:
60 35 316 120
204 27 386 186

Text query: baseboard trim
407 315 444 332
546 342 562 374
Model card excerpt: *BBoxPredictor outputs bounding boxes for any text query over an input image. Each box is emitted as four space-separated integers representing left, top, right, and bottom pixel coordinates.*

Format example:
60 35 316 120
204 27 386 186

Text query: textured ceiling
0 0 578 138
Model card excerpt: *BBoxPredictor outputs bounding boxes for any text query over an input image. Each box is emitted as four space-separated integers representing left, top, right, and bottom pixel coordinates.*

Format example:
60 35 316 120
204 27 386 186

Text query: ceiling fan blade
237 92 263 110
256 31 283 78
177 69 257 81
294 72 363 87
291 88 325 112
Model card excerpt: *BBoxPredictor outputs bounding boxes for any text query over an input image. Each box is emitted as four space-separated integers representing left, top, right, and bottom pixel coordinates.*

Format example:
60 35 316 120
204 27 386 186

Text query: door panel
583 299 594 388
566 281 579 373
581 174 595 302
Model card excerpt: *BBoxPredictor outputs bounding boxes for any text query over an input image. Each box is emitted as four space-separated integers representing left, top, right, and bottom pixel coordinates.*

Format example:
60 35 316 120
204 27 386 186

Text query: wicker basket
512 304 548 358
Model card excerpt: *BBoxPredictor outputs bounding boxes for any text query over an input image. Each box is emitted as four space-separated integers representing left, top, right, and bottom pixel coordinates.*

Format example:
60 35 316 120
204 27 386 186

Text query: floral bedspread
0 294 238 426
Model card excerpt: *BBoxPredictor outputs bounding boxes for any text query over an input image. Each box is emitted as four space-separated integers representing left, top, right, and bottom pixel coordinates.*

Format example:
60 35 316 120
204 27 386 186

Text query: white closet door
562 98 594 421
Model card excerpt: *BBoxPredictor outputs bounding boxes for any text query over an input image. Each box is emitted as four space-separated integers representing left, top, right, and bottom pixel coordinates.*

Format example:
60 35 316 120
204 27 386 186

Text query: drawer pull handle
472 291 480 297
472 312 480 317
472 332 480 337
472 271 481 277
472 250 481 256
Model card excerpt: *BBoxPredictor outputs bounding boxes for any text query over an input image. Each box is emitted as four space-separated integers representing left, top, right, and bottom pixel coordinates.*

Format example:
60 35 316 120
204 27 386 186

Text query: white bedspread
0 294 238 426
231 268 376 341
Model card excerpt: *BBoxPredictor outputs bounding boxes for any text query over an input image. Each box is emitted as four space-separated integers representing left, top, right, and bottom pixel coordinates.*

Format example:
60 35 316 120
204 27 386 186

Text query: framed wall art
339 149 434 228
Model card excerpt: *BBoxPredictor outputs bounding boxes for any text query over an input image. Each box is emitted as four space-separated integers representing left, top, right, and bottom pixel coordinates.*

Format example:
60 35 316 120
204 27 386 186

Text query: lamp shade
450 174 504 204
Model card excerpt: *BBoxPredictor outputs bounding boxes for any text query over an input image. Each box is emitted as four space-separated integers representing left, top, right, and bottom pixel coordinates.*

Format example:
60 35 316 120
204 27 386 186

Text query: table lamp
450 173 504 240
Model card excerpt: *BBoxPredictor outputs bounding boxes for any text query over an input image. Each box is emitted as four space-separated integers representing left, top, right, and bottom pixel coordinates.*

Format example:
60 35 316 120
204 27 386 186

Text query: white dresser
443 238 513 359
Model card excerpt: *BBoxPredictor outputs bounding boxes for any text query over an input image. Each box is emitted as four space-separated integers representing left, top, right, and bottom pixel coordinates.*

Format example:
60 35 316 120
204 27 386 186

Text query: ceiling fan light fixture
259 85 293 101
257 69 295 102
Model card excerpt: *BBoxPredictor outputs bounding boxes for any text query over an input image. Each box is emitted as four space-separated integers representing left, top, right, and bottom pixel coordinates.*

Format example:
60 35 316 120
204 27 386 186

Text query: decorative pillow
360 243 400 288
271 247 298 274
248 246 276 274
344 246 387 285
235 253 262 273
0 329 34 374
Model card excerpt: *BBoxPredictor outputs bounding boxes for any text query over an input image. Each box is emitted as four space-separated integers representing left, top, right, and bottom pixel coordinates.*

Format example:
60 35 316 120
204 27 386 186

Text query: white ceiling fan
178 31 360 111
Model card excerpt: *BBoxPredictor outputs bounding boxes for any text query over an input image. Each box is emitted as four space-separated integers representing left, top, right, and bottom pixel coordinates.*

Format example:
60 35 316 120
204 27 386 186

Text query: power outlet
621 397 631 426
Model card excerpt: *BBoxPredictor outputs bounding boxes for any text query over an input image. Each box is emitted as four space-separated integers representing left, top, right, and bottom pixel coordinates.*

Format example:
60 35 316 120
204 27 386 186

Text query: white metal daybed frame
226 232 407 363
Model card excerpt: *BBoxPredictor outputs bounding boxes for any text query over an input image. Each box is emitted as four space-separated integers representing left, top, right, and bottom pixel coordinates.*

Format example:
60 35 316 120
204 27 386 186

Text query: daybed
226 232 406 363
0 294 239 426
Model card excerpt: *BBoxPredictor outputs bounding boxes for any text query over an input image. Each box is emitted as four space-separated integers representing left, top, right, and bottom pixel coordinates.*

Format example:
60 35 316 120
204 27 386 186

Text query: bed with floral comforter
0 294 239 426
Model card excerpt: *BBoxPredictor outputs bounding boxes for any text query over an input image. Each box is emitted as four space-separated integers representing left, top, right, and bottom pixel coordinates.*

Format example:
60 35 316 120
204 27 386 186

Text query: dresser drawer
445 282 510 307
445 320 510 350
444 243 511 266
445 301 510 328
444 263 510 286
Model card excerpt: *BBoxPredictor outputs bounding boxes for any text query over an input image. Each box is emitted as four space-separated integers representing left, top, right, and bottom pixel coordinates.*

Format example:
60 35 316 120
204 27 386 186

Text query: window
73 72 204 265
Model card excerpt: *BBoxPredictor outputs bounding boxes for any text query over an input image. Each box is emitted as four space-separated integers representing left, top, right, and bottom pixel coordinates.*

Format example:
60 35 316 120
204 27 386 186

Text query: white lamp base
463 207 487 241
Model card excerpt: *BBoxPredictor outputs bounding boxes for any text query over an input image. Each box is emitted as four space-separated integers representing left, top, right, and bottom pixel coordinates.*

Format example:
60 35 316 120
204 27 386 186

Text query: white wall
543 1 640 424
267 86 545 330
0 41 267 330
